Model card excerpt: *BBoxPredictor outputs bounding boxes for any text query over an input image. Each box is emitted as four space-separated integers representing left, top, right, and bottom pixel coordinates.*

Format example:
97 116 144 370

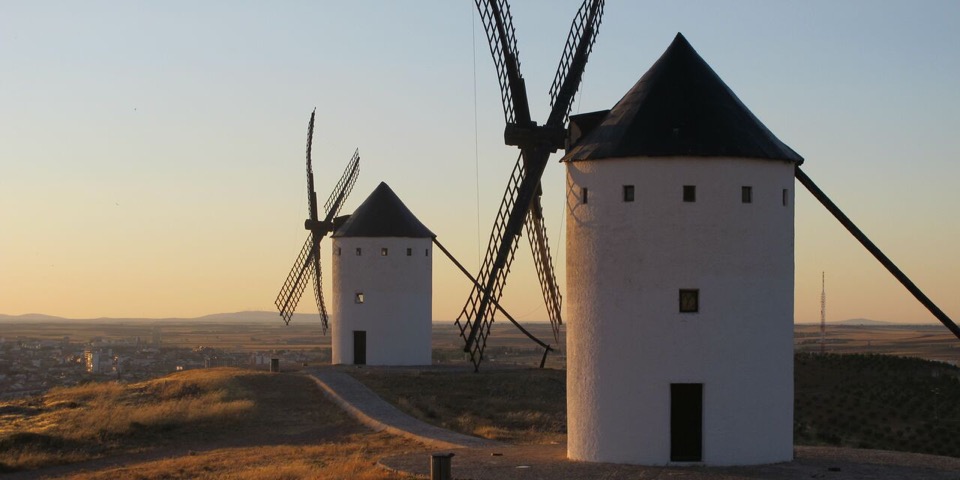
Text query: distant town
0 327 330 399
1 315 957 400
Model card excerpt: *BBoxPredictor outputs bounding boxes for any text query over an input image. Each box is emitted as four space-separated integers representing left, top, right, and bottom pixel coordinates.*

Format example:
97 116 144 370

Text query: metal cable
472 2 482 269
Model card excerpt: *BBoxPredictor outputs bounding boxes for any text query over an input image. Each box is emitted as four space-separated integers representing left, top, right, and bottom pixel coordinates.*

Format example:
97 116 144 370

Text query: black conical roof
563 33 803 164
332 182 434 238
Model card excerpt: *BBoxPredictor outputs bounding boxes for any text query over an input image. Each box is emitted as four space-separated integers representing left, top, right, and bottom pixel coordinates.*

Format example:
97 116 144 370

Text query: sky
1 1 959 327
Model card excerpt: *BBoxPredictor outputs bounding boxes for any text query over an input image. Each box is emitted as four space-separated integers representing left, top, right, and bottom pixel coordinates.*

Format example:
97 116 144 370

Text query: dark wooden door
670 383 703 462
353 331 366 365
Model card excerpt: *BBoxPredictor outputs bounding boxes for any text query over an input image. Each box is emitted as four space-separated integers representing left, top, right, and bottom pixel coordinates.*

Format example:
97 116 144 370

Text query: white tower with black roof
330 182 434 366
562 33 802 466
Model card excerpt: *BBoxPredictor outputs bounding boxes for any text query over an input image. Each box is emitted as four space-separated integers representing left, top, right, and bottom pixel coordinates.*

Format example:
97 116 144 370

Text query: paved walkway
308 367 499 450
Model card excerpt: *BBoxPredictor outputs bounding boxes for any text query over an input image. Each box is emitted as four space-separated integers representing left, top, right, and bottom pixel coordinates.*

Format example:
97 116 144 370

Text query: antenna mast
819 271 826 354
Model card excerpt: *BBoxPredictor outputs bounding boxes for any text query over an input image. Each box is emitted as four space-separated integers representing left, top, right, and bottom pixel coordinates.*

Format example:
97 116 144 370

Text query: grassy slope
350 367 566 444
56 433 410 480
0 368 415 479
353 354 960 458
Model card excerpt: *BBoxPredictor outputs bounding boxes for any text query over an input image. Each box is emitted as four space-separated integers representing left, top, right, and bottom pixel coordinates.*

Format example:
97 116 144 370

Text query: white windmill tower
562 33 801 466
330 182 435 366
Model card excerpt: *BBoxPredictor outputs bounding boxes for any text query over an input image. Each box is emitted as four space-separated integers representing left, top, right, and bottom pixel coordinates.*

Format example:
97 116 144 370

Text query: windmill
557 31 960 465
456 0 605 370
275 109 360 333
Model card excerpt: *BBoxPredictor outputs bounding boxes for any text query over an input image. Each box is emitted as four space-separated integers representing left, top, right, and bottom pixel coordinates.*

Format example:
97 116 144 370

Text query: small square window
381 248 388 256
782 188 789 206
335 247 341 256
425 249 429 256
741 186 753 204
679 289 699 313
354 292 364 304
623 185 635 202
355 248 362 256
406 248 412 256
582 187 589 204
683 185 696 203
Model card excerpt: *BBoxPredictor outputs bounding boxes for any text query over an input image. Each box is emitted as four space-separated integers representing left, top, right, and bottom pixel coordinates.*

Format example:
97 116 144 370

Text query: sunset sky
2 1 958 327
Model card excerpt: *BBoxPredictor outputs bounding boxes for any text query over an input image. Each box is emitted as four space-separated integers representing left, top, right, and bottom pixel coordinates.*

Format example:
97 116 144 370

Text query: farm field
795 323 960 365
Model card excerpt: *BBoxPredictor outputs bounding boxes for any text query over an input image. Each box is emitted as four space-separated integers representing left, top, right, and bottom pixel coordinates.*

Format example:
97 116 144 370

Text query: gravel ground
380 444 960 480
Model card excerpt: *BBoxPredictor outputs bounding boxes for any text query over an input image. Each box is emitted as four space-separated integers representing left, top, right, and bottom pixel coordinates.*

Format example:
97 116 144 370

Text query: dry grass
0 368 258 471
0 368 397 476
51 432 415 480
350 367 566 445
48 372 252 437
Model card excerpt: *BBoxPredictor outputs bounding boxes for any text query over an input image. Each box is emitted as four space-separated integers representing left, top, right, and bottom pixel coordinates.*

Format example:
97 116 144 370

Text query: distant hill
193 311 295 322
796 318 935 327
832 318 897 326
0 311 320 323
0 313 69 321
3 312 938 326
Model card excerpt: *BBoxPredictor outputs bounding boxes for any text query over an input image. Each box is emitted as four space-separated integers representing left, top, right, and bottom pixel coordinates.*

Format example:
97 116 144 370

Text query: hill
0 313 69 321
0 368 414 478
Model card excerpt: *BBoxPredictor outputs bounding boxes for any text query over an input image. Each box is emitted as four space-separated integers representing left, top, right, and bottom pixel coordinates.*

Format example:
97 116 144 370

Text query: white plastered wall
330 236 432 366
565 156 795 466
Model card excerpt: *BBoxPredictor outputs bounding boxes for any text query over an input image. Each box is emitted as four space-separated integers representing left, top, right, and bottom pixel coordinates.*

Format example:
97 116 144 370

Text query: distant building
250 353 269 366
330 182 434 366
83 349 103 374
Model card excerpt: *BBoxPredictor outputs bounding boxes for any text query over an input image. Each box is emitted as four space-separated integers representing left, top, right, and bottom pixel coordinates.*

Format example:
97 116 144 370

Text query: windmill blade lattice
458 0 605 370
324 149 360 221
456 153 525 364
548 0 604 125
276 235 319 326
305 110 319 221
275 110 359 332
310 239 329 334
525 198 563 343
474 0 528 125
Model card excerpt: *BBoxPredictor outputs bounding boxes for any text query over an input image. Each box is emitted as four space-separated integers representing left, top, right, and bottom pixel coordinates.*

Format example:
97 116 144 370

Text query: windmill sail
456 153 526 364
458 0 605 370
324 150 360 221
275 110 359 333
276 236 319 325
548 0 604 126
474 0 528 126
526 198 563 343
